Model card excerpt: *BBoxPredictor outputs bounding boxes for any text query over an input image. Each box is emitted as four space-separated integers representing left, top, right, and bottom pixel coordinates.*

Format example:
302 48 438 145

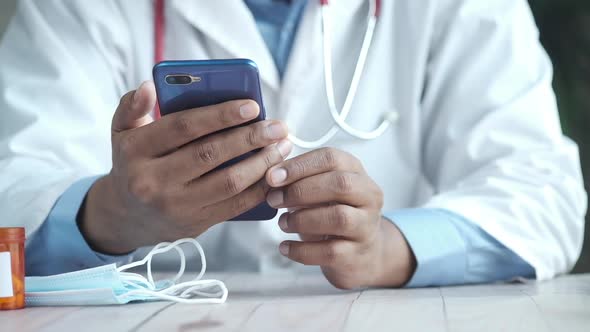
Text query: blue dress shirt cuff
26 176 134 276
384 209 467 287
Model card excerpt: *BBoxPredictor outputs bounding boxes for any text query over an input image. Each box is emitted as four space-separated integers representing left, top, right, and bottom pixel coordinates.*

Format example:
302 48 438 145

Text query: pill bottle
0 227 25 310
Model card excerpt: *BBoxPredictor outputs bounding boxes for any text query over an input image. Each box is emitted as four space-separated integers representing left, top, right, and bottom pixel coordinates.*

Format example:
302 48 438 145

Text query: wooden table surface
2 272 589 332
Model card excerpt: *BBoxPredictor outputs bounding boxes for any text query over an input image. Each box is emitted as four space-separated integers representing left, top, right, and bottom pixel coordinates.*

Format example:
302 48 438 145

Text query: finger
155 120 289 182
279 239 352 267
299 234 326 242
180 139 292 207
200 179 271 223
266 147 364 188
278 205 371 240
141 99 262 157
112 81 156 132
286 208 327 242
267 171 379 209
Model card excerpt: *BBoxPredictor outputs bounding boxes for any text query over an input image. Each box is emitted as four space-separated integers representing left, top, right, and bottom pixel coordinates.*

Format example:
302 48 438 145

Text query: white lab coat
0 0 586 280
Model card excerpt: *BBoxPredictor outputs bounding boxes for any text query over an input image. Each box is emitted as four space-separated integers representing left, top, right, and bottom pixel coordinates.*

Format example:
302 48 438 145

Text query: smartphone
153 59 277 221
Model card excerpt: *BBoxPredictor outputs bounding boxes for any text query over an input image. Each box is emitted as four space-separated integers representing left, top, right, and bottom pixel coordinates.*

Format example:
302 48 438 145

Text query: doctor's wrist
77 175 138 255
372 217 417 287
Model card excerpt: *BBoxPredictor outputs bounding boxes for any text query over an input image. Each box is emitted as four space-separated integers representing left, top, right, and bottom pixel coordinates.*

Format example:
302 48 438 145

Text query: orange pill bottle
0 227 25 310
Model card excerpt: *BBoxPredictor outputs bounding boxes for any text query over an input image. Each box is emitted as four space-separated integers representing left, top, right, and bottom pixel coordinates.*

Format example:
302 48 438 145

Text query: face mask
25 238 228 306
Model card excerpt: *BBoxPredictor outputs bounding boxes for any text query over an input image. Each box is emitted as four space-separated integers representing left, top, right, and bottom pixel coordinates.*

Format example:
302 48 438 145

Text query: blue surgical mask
25 238 227 306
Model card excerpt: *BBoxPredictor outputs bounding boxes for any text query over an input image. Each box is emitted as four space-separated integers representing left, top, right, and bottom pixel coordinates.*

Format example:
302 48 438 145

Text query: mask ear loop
117 241 186 291
148 241 188 285
118 279 228 304
116 238 228 304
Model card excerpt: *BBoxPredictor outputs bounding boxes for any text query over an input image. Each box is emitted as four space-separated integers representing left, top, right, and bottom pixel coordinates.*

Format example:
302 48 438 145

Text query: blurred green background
529 0 590 273
0 1 588 272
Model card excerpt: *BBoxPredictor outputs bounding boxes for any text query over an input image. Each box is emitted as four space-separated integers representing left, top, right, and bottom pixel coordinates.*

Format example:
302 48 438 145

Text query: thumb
112 81 157 133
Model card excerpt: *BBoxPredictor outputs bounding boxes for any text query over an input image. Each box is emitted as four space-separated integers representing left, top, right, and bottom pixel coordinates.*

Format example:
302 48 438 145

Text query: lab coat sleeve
419 0 587 280
386 209 534 287
26 176 134 276
0 1 131 265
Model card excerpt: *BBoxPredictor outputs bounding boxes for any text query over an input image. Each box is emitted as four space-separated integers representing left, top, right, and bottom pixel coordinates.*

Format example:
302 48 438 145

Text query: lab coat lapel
169 0 280 91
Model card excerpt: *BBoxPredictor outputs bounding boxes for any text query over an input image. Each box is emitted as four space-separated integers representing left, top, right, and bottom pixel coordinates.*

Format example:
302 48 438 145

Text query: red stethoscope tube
154 0 165 119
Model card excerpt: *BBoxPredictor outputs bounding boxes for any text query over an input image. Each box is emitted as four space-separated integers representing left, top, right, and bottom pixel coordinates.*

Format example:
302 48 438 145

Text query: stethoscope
154 0 398 149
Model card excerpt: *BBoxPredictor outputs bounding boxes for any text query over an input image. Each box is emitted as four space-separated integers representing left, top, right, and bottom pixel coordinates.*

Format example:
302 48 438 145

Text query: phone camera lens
166 75 192 85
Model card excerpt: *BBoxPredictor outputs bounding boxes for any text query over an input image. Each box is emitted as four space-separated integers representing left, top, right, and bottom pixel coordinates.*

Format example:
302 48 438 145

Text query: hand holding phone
153 59 283 220
78 64 290 255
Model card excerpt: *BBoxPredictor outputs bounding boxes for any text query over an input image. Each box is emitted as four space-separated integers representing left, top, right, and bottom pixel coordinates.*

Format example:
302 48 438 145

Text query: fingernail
267 190 284 207
271 168 287 184
276 140 292 158
278 215 288 231
133 82 147 108
267 122 287 140
279 242 290 256
239 102 259 119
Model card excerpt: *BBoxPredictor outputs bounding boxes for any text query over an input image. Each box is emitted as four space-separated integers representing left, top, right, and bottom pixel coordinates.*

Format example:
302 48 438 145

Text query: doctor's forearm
26 176 134 276
387 209 535 287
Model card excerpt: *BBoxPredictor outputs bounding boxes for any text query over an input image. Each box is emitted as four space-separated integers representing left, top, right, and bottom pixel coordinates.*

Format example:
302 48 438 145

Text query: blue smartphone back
153 59 277 221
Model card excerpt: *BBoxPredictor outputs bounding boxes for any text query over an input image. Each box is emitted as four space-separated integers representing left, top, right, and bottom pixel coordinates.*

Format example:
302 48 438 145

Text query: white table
2 272 589 332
